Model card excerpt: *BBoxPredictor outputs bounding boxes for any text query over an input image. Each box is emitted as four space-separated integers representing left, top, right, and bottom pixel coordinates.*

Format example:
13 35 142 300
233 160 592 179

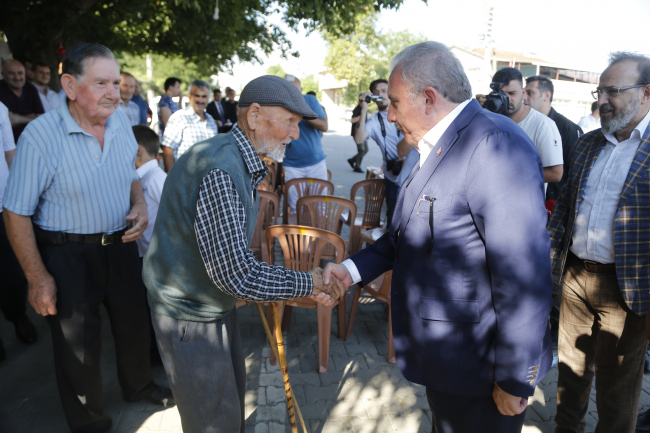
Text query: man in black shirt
0 59 44 139
525 74 583 345
220 87 238 133
347 98 367 173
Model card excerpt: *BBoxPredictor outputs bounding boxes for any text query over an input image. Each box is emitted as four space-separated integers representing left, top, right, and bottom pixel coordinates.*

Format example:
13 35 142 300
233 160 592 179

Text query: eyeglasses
591 84 648 100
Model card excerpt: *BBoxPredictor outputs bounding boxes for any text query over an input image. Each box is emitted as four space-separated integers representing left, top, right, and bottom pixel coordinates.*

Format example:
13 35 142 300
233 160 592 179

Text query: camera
386 158 403 176
483 82 510 115
364 95 384 103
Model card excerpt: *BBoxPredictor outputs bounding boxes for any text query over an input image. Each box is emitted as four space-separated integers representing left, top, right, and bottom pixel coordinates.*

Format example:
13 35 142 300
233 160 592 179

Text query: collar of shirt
603 107 650 145
136 159 160 179
231 125 268 181
57 99 119 142
183 106 210 123
417 99 471 168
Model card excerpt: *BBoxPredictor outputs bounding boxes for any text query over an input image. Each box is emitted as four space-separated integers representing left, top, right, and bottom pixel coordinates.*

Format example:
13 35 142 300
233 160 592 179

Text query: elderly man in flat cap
143 75 345 433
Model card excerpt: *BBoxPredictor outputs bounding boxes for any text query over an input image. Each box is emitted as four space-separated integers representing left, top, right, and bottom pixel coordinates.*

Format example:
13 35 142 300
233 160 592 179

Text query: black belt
568 251 616 274
34 226 128 246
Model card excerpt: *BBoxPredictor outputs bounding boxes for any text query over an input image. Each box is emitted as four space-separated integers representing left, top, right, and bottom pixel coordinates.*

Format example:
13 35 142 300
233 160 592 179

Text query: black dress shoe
347 158 356 170
12 315 37 345
636 407 650 432
353 167 364 173
144 384 175 407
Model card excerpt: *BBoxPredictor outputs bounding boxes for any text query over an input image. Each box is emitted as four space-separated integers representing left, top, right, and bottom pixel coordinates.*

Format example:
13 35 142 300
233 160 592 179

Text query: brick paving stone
247 388 267 406
114 409 165 431
303 384 342 403
345 343 379 357
523 418 556 433
378 379 417 399
296 401 328 419
408 382 427 397
400 395 430 412
310 418 354 433
319 370 357 387
267 386 289 405
287 371 320 386
332 354 369 372
350 414 395 433
23 412 70 433
353 366 390 386
362 353 393 369
326 398 370 420
247 403 288 424
387 411 432 432
260 372 286 387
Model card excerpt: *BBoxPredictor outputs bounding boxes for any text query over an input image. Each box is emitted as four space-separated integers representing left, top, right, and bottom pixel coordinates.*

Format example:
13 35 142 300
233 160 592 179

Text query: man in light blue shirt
3 43 174 433
283 75 329 213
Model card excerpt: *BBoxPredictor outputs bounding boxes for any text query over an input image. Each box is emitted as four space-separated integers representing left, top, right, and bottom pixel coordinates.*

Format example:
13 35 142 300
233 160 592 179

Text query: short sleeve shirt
364 111 402 183
0 80 45 139
161 107 218 160
3 101 139 234
283 95 327 168
517 107 563 168
118 99 141 126
0 101 16 208
157 94 180 141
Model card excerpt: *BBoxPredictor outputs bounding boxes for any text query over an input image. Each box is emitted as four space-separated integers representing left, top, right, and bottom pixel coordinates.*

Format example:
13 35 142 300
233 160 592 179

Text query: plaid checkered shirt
547 121 650 315
162 106 218 160
194 125 313 301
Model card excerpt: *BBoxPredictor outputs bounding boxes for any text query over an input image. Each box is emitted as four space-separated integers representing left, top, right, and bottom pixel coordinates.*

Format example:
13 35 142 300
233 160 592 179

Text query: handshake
308 266 349 306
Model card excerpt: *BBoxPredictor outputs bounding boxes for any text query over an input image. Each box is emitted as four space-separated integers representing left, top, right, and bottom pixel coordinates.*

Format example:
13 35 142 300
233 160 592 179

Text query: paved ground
2 117 649 432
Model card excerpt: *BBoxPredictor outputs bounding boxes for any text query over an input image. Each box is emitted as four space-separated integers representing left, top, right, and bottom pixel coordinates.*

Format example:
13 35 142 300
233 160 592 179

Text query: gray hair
62 43 115 78
608 51 650 85
188 79 210 92
390 41 472 103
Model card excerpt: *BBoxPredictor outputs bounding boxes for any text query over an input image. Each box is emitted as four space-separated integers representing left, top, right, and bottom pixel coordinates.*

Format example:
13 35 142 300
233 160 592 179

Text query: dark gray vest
144 132 259 321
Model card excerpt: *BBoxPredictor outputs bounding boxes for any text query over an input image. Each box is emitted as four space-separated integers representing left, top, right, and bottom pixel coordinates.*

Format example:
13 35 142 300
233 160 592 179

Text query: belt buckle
101 233 110 246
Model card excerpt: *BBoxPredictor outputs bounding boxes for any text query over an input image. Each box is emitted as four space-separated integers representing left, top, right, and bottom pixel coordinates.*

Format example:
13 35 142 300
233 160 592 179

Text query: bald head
1 59 26 91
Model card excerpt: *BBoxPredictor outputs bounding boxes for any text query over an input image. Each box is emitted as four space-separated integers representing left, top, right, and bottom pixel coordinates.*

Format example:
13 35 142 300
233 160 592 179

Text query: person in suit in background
206 88 226 130
547 51 650 433
323 41 553 433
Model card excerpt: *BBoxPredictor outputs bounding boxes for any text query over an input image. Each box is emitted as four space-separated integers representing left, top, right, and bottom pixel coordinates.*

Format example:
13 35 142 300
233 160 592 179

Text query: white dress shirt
342 99 472 284
570 108 650 264
135 159 167 257
578 114 601 133
32 83 62 112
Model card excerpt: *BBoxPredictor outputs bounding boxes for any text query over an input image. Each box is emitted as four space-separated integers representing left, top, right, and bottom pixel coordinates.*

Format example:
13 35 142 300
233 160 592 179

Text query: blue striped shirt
3 101 139 234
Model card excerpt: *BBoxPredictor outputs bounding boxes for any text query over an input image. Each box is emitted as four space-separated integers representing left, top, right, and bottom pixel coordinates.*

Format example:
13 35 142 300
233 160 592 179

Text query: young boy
133 125 167 257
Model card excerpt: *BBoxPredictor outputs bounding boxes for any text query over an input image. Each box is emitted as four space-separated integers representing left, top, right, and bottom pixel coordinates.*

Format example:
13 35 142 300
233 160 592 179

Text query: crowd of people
0 39 649 433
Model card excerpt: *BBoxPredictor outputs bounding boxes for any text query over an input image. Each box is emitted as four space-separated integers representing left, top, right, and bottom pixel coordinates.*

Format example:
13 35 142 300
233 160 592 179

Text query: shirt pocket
416 194 453 216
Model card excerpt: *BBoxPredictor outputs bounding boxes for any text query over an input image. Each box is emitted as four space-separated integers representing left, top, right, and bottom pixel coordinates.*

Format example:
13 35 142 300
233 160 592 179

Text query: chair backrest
350 179 386 229
327 169 332 182
266 225 346 271
250 190 280 255
258 177 271 191
283 178 334 224
263 157 278 192
296 195 356 236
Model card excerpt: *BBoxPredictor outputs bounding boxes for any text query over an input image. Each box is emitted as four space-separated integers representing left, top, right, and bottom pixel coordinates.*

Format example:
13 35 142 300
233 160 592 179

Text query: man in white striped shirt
3 43 173 433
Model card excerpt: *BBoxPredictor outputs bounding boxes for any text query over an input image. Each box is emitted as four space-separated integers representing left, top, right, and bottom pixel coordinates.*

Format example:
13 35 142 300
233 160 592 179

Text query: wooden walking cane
254 303 308 433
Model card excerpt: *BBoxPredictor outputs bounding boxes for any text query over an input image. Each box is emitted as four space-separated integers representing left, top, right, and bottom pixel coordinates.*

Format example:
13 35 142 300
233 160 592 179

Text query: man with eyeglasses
547 51 650 433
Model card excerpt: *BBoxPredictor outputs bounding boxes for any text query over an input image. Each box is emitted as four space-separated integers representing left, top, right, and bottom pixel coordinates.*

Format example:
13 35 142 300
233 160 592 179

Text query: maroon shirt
0 80 44 140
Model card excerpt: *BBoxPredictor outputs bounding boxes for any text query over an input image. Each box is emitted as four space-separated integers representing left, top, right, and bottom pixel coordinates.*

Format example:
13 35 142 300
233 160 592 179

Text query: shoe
644 353 650 375
144 384 175 407
347 158 355 170
353 167 364 173
12 315 37 345
636 407 650 431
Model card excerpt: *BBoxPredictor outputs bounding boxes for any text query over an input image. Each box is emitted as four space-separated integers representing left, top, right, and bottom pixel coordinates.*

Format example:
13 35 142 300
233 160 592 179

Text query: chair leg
387 302 396 364
316 302 333 373
281 306 293 331
337 295 347 341
346 286 362 338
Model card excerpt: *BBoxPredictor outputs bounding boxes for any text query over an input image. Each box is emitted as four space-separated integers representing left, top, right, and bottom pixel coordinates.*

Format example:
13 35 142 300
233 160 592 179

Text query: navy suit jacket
351 100 553 398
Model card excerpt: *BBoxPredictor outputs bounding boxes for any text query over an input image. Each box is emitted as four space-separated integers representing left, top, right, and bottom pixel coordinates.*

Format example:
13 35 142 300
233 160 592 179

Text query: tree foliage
322 11 428 105
266 64 287 78
0 0 408 86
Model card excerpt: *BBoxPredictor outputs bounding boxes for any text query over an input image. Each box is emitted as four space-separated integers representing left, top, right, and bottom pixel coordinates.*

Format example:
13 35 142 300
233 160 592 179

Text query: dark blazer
548 123 650 315
350 100 553 399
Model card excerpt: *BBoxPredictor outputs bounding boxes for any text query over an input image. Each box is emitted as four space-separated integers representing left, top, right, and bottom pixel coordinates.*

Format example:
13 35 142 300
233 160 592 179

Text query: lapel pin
436 147 442 156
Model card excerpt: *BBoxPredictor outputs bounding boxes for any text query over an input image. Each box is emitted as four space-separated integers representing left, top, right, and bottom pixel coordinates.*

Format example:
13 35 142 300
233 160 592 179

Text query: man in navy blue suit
323 42 553 433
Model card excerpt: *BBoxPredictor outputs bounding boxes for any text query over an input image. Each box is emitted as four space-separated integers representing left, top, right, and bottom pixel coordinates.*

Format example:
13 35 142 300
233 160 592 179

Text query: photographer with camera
480 68 563 187
354 79 418 228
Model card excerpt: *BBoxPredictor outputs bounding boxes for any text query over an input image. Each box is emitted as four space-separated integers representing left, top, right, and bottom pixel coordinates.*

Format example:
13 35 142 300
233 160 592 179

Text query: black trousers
0 215 28 323
41 240 154 433
427 387 526 433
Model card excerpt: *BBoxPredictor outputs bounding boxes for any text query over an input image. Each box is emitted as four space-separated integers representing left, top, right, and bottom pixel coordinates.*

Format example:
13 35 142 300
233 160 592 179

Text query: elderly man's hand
123 200 148 242
28 272 58 316
309 267 346 306
492 382 527 416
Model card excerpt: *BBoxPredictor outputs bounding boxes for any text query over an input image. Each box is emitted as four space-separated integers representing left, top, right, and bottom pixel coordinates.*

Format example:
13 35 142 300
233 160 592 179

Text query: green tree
266 64 287 78
1 0 407 90
301 74 321 100
322 11 427 105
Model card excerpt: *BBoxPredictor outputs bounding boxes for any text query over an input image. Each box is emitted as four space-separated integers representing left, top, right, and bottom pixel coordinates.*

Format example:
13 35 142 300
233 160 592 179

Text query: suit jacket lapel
575 134 606 216
618 123 650 206
397 100 481 240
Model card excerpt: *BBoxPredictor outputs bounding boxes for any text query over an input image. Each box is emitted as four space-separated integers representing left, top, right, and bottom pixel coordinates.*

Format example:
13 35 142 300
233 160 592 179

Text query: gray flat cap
239 75 318 119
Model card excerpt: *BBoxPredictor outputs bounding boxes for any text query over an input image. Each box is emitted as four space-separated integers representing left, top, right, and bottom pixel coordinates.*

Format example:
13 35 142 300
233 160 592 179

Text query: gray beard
259 141 286 161
601 94 641 135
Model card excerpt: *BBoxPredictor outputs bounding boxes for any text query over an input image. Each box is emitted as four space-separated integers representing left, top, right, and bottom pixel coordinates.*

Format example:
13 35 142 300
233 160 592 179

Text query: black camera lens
484 98 503 114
